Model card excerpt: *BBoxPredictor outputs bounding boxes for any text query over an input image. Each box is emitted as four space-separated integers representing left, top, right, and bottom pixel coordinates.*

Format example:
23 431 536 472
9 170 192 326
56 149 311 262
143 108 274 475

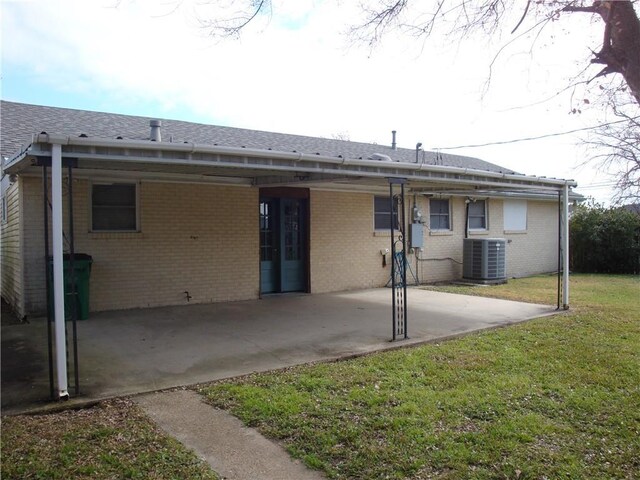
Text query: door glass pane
284 201 301 261
260 200 275 261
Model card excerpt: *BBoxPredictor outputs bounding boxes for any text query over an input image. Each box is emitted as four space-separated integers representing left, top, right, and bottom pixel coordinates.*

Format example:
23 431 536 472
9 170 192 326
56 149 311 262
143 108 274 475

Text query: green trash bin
48 253 93 320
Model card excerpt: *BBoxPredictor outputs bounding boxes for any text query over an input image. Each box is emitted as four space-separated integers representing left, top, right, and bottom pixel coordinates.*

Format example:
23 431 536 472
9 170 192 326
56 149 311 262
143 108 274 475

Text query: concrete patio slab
2 288 558 413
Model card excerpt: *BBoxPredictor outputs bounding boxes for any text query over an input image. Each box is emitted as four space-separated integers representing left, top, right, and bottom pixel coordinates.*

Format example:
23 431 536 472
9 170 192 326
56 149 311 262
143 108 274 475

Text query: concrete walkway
136 389 326 480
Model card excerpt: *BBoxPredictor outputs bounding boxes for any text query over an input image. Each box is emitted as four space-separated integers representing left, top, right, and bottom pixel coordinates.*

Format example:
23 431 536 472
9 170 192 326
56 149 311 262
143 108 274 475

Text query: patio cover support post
562 183 570 309
557 191 561 310
51 143 69 399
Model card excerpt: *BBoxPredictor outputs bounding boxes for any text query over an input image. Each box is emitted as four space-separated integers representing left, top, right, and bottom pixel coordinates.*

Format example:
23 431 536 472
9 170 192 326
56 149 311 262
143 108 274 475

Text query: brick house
2 101 576 320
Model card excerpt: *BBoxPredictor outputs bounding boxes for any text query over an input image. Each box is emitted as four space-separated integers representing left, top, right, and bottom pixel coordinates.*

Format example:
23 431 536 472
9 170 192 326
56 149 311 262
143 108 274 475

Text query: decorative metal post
389 178 408 341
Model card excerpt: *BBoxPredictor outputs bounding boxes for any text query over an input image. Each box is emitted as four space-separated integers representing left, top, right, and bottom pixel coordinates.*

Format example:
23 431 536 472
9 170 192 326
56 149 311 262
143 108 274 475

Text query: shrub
570 203 640 274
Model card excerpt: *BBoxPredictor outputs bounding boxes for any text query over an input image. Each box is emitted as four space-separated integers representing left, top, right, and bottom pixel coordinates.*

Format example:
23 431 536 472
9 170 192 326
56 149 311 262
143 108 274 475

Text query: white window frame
90 181 140 232
503 199 527 232
429 198 452 231
467 199 488 231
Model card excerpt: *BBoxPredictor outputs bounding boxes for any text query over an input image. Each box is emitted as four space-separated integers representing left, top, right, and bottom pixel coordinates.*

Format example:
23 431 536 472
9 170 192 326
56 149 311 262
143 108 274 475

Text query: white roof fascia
414 189 583 202
5 134 578 191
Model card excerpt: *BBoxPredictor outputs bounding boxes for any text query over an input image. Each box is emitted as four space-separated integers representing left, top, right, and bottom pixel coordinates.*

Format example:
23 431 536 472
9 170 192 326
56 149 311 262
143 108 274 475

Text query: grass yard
201 274 640 479
1 398 218 480
419 274 634 308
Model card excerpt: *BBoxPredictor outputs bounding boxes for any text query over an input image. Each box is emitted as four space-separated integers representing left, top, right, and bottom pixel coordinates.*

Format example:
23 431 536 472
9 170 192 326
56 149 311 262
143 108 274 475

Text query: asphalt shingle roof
1 101 517 174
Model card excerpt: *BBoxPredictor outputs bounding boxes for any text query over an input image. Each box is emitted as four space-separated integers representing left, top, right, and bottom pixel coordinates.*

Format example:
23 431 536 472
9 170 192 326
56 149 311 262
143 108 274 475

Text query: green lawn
201 274 640 479
1 398 218 480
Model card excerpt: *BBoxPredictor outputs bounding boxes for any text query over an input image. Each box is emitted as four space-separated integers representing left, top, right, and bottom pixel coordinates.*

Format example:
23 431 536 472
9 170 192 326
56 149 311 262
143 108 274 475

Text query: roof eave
4 134 578 191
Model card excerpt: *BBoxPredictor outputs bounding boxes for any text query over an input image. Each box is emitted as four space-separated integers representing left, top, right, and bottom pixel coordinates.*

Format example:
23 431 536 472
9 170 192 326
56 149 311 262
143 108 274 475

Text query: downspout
51 143 69 399
464 199 470 239
562 183 570 309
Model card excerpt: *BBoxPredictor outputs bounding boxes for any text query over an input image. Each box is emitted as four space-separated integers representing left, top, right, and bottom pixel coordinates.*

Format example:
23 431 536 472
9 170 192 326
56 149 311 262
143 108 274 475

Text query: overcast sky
1 0 624 203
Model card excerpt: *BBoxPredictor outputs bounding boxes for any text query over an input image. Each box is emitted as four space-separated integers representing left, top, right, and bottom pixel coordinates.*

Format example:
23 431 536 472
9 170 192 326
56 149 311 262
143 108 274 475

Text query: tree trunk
594 1 640 104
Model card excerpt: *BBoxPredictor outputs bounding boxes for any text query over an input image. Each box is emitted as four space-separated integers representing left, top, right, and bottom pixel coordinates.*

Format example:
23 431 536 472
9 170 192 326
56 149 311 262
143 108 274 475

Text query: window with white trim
374 196 399 230
468 200 487 230
91 182 138 231
429 198 450 230
504 199 527 231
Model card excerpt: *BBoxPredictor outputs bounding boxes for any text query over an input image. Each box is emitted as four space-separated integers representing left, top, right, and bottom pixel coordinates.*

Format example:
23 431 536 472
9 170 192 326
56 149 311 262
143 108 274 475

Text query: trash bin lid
48 253 93 262
64 253 92 262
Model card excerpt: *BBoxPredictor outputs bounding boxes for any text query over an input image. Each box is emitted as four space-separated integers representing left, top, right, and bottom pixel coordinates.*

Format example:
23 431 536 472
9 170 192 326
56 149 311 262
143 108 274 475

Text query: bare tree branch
563 5 597 14
510 0 531 34
482 10 558 96
185 0 640 203
197 0 270 38
349 0 408 47
582 86 640 204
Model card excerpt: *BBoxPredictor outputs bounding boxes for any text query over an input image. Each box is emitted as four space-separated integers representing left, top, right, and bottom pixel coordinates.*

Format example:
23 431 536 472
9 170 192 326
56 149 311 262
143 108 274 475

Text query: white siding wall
1 177 24 316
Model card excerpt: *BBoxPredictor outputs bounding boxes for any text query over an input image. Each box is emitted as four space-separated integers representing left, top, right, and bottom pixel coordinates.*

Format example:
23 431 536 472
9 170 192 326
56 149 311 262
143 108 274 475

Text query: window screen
374 196 399 230
468 200 487 229
429 198 450 230
92 183 137 231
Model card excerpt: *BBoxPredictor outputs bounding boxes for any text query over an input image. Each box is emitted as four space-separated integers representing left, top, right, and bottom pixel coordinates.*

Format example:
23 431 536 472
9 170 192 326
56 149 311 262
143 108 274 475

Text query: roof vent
370 153 393 162
150 120 162 142
391 130 397 150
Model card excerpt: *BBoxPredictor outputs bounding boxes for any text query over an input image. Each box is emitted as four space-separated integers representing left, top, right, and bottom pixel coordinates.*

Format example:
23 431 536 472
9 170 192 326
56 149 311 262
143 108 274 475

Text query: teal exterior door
260 196 307 294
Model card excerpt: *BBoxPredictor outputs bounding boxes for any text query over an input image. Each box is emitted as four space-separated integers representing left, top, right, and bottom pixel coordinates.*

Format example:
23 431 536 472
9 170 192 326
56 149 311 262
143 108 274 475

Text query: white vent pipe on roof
150 120 162 142
391 130 397 150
